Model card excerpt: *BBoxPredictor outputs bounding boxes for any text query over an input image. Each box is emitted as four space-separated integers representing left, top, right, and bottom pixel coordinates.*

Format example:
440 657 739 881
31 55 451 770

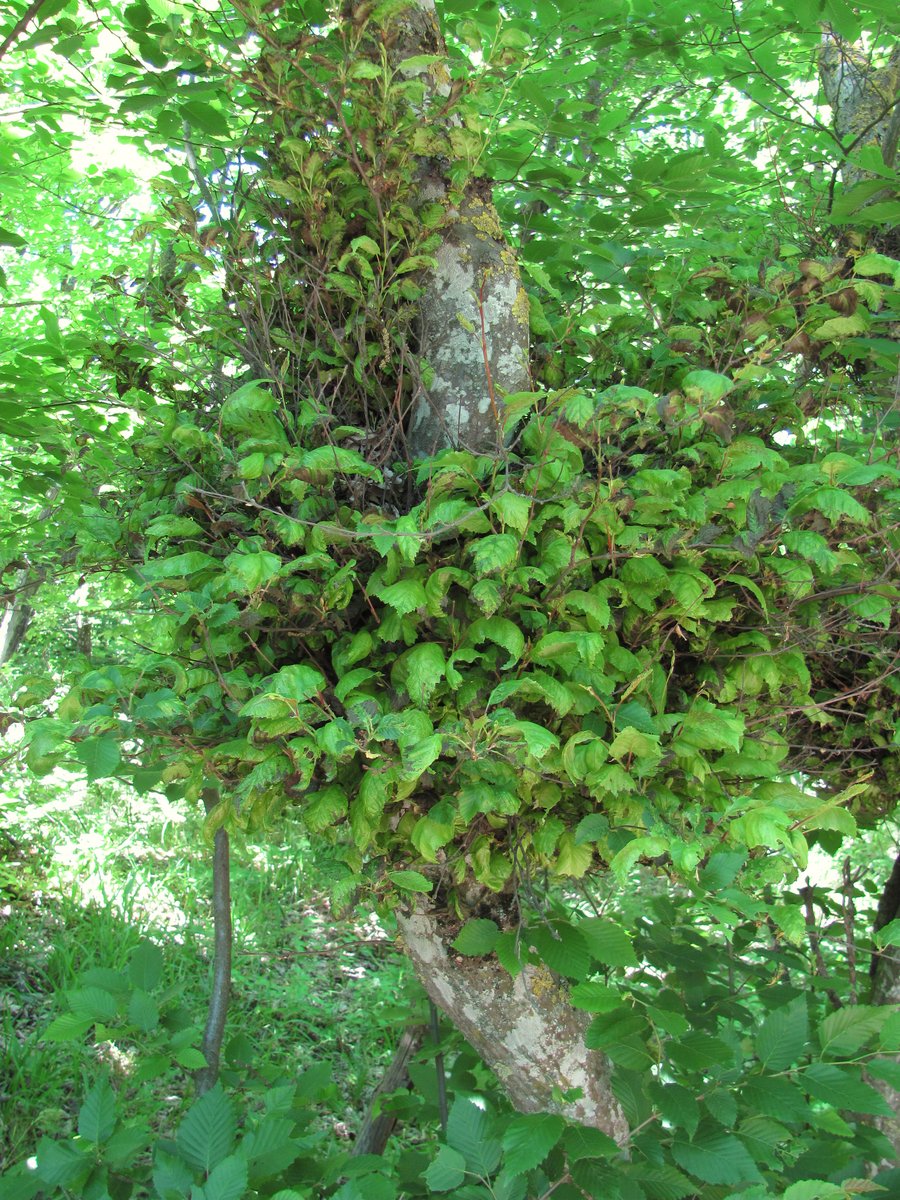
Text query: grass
0 763 422 1173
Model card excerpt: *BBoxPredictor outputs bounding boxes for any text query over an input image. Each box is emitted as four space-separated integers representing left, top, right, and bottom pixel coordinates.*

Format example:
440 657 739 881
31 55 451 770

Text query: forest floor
0 766 425 1173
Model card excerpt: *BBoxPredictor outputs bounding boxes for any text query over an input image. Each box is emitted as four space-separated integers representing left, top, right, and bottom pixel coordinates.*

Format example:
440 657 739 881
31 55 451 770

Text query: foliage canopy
2 0 900 1192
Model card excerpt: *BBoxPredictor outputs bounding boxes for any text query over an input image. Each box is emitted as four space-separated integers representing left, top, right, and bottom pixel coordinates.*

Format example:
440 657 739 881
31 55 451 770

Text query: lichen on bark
398 910 630 1142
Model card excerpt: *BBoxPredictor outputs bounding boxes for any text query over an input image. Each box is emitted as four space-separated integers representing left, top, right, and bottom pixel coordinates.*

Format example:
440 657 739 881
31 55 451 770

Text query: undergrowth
0 765 420 1173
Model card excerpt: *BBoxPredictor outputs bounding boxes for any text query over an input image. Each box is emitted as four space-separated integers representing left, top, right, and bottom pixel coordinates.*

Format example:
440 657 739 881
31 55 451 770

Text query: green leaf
801 1063 893 1115
224 550 282 591
529 922 590 981
817 1005 888 1057
446 1099 501 1176
266 664 326 702
66 986 118 1021
569 981 621 1012
452 919 500 956
674 704 743 753
74 737 121 782
561 1125 618 1162
681 370 734 403
204 1154 248 1200
578 917 638 967
176 1085 236 1173
78 1075 116 1144
609 834 668 881
128 988 159 1032
469 533 519 575
378 578 427 614
129 940 163 990
501 1114 565 1175
465 617 525 667
35 1139 90 1188
425 1145 466 1192
388 870 432 893
44 1013 93 1042
671 1126 762 1185
490 491 531 532
755 997 808 1071
141 551 219 581
403 642 446 705
399 732 442 778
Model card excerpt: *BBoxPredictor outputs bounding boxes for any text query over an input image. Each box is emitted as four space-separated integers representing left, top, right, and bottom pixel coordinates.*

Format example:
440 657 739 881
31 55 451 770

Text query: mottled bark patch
398 910 630 1142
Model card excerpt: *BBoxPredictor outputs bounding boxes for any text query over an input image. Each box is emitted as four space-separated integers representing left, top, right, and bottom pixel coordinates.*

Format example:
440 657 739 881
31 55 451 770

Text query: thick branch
398 910 629 1142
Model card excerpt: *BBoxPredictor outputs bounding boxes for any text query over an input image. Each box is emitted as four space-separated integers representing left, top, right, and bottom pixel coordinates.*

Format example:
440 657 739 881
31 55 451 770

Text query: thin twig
0 0 47 62
801 882 842 1010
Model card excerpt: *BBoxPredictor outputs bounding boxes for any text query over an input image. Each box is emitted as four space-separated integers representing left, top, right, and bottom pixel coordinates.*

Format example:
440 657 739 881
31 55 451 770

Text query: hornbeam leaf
424 1145 466 1192
388 870 432 893
77 1075 116 1144
755 998 808 1071
671 1126 762 1185
501 1114 565 1175
176 1086 236 1173
74 737 121 782
578 917 638 967
452 919 500 956
801 1063 893 1116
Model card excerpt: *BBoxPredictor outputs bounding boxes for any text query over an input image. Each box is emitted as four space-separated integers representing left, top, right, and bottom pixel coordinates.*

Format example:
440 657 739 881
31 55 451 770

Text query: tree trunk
381 0 530 459
379 0 624 1138
0 571 37 669
398 911 629 1142
819 33 900 184
869 854 900 1164
352 1024 426 1156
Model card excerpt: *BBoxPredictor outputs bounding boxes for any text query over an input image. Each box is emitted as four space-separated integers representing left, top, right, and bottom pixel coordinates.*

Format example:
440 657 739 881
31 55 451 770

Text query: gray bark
869 854 900 1164
398 911 629 1143
819 34 900 183
0 571 37 669
408 184 531 458
387 0 530 459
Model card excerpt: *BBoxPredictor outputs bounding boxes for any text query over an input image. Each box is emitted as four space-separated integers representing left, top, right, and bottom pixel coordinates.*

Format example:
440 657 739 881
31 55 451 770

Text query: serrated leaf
378 578 427 613
452 919 500 956
801 1063 893 1115
128 988 159 1032
129 940 163 990
265 664 325 702
78 1075 116 1143
561 1124 618 1162
400 732 442 778
425 1145 466 1192
569 981 621 1012
403 642 446 705
578 917 638 966
204 1154 248 1200
74 737 121 782
818 1005 888 1057
671 1127 762 1185
44 1013 94 1042
501 1114 565 1175
469 533 519 575
755 997 808 1071
465 616 525 667
446 1099 501 1176
388 870 432 893
176 1085 236 1172
35 1139 90 1188
529 922 590 981
66 986 118 1021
